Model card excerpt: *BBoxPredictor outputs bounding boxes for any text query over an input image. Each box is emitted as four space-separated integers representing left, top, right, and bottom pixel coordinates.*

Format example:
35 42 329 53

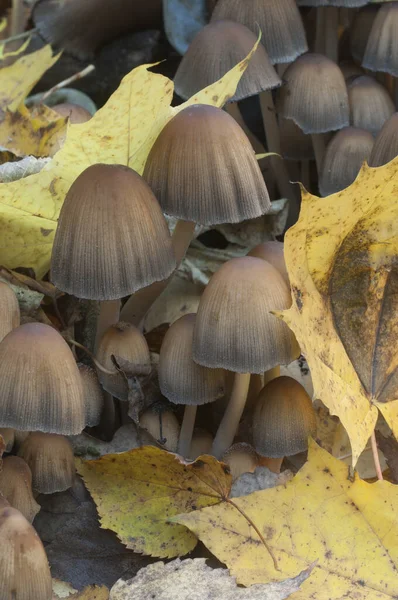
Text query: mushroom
18 433 75 494
363 3 398 80
348 76 394 137
0 281 20 343
276 53 349 175
248 241 289 287
221 443 259 481
95 322 151 401
253 376 317 473
190 429 214 460
349 5 380 64
159 314 225 457
0 457 40 523
0 323 85 434
319 127 374 196
193 257 300 458
78 363 105 427
140 407 180 453
368 112 398 167
0 506 52 600
52 102 92 124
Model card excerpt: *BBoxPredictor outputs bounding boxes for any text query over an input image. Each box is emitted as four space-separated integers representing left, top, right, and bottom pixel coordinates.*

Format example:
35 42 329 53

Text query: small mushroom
0 428 15 452
0 456 40 523
248 241 289 288
222 443 259 481
363 3 398 77
349 5 380 64
78 363 105 427
348 76 394 137
368 112 398 167
140 407 180 453
0 281 20 343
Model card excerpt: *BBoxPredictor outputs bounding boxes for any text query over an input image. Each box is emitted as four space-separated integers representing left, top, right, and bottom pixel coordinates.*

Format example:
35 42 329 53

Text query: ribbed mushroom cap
0 506 52 600
18 433 75 494
143 105 270 225
51 164 175 300
253 376 317 458
159 314 226 406
174 21 281 102
0 282 20 343
140 408 180 452
190 429 213 460
0 428 14 452
279 117 314 161
0 457 40 523
193 257 300 374
350 5 380 63
211 0 308 64
276 54 349 134
248 241 289 287
222 442 259 481
52 102 92 124
348 76 394 137
368 113 398 167
0 323 84 434
96 322 151 401
363 3 398 76
319 127 374 196
78 364 104 427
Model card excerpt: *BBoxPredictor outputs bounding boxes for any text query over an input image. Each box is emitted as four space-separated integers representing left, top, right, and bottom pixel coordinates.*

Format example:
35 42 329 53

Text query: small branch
37 64 95 104
370 431 383 481
66 338 118 375
1 28 36 44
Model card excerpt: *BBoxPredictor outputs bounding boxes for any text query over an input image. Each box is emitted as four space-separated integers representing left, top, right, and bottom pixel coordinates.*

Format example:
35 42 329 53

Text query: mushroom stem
211 372 251 459
11 0 24 36
258 456 284 474
225 103 266 154
324 7 339 63
178 405 197 458
120 219 196 326
315 7 325 54
94 299 120 352
301 160 310 190
263 365 280 386
259 90 300 225
311 134 325 176
370 431 383 481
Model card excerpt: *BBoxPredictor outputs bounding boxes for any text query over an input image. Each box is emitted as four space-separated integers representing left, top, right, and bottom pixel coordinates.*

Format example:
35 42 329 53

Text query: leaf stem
370 431 383 481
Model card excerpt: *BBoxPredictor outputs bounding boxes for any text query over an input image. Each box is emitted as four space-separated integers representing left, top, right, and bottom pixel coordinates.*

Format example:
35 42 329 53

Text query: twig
1 28 36 44
370 431 383 481
38 64 95 104
66 338 118 375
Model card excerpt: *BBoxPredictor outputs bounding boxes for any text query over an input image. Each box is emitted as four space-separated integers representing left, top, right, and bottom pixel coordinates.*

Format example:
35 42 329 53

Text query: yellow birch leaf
0 36 259 277
279 159 398 465
77 446 231 558
174 439 398 599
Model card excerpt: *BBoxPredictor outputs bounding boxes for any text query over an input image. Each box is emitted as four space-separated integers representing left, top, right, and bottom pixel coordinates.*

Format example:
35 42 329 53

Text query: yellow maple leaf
77 446 231 558
279 159 398 466
174 439 398 598
0 37 259 278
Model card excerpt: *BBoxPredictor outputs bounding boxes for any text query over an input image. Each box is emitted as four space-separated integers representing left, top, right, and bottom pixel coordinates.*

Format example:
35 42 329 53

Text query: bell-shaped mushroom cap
0 323 85 434
276 54 349 134
222 442 259 481
190 429 213 460
348 76 394 137
211 0 308 64
140 407 180 452
368 113 398 167
0 505 52 600
319 127 374 196
174 21 281 102
248 241 289 287
349 5 380 63
18 433 75 494
78 364 104 427
0 457 40 523
96 322 151 401
253 376 317 458
0 281 20 343
0 428 14 452
51 164 175 300
193 257 300 374
159 314 225 406
279 117 314 161
144 105 270 225
363 3 398 76
52 102 92 124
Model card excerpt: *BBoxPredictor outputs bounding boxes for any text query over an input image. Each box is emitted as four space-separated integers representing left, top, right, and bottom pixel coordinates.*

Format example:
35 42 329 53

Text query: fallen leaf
230 467 293 498
69 586 109 600
376 432 398 484
0 36 30 62
0 155 50 182
77 447 231 558
52 579 77 598
174 439 398 598
0 38 260 277
109 558 312 600
282 159 398 465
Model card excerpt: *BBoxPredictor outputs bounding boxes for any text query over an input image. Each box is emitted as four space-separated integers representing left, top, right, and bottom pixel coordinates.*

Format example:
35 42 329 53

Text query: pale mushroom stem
258 456 284 474
178 405 197 458
11 0 24 36
263 365 280 386
259 90 300 225
94 299 121 352
311 134 326 176
324 7 339 63
211 372 251 459
120 220 196 326
225 103 266 154
315 7 325 54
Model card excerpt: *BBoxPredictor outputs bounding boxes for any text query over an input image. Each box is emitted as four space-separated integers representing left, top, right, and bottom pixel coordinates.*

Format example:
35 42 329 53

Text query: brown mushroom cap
18 433 75 494
319 127 374 196
211 0 308 64
52 102 92 124
349 5 380 64
276 53 349 134
51 163 175 300
253 376 316 458
248 241 289 287
78 364 105 427
143 104 271 225
193 257 300 374
96 322 151 401
348 76 394 137
159 314 225 406
0 505 52 600
222 442 259 481
363 3 398 76
140 408 180 452
174 21 281 102
0 281 20 343
0 457 40 523
368 113 398 167
0 323 85 434
190 429 214 460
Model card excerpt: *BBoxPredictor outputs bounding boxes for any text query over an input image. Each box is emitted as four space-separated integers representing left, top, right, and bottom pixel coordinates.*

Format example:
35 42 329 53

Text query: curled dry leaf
282 159 398 465
174 440 398 598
